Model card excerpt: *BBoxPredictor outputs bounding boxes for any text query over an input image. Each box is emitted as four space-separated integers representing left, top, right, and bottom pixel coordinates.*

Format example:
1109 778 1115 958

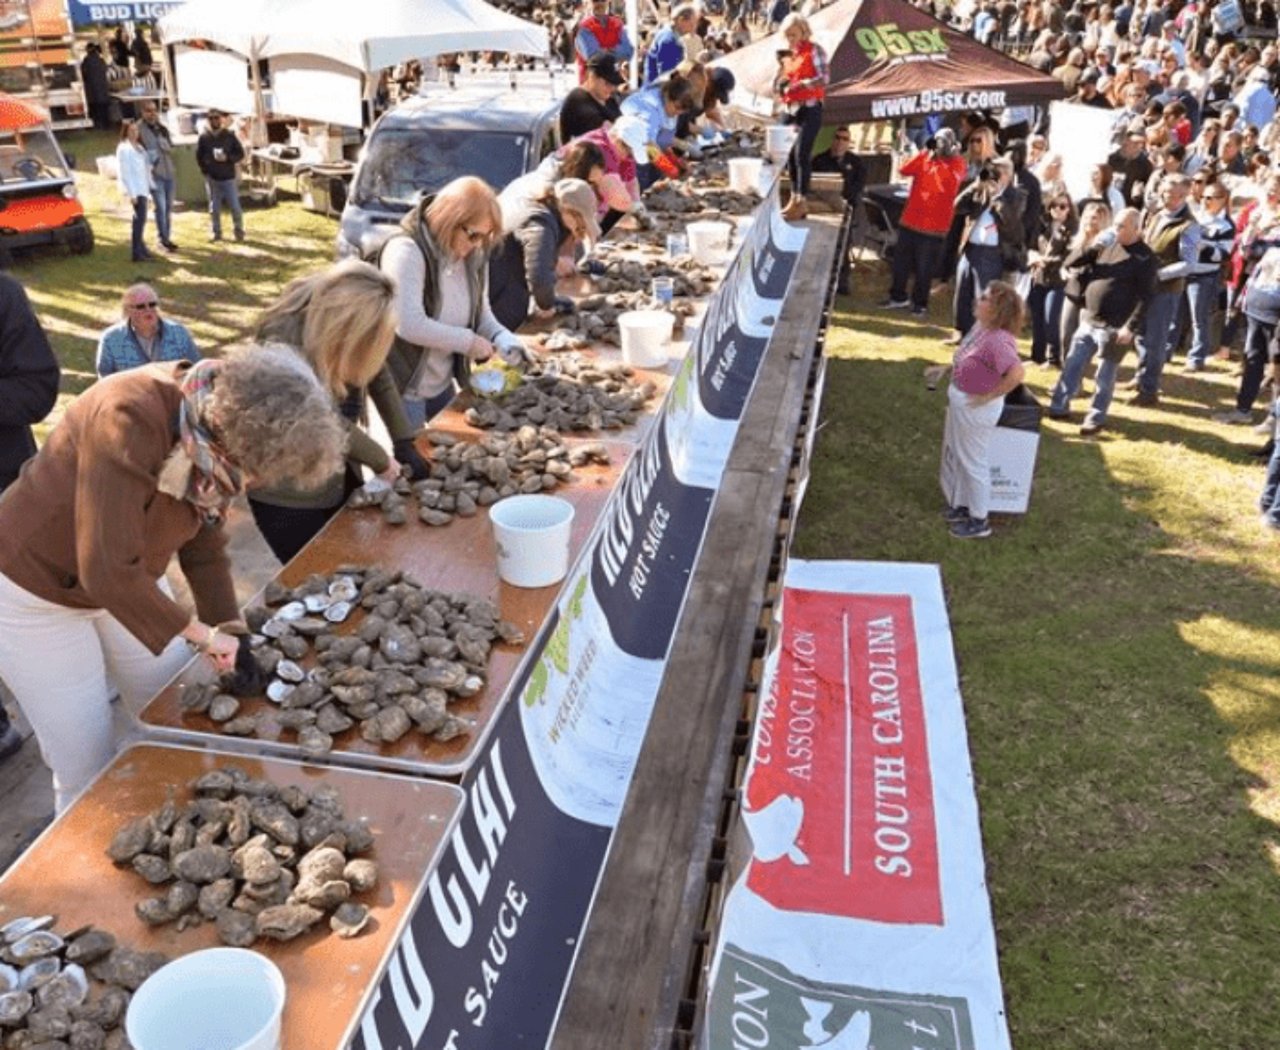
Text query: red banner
744 589 942 924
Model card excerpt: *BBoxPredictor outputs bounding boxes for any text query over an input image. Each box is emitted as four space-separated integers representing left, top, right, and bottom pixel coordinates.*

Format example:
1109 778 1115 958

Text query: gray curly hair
205 343 348 491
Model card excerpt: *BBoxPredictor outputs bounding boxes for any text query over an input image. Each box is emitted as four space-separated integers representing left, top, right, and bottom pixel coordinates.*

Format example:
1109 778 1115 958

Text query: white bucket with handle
618 309 674 368
687 220 732 264
490 494 575 588
766 124 797 164
727 156 763 193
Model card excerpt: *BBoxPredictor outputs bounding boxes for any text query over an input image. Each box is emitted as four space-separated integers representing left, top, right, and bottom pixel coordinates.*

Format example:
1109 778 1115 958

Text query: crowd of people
872 0 1280 539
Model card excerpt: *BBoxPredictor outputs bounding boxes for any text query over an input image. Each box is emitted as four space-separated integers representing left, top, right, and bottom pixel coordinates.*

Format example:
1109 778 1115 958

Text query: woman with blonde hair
379 175 527 428
0 346 346 809
936 280 1026 540
247 259 415 563
774 12 829 221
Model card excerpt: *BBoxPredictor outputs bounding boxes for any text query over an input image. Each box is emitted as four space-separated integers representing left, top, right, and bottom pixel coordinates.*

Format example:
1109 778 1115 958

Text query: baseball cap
612 114 651 159
554 178 603 243
1080 67 1101 84
709 66 736 105
586 51 625 86
672 2 699 19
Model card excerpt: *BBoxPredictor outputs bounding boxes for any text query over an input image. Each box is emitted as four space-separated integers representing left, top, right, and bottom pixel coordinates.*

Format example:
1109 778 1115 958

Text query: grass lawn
11 128 340 440
795 269 1280 1048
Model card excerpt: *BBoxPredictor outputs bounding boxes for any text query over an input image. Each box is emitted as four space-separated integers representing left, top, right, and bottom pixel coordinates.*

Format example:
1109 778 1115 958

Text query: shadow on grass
795 301 1280 1049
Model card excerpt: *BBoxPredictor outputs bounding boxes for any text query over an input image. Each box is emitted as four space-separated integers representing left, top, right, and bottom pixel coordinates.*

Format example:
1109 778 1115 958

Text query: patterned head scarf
176 359 242 525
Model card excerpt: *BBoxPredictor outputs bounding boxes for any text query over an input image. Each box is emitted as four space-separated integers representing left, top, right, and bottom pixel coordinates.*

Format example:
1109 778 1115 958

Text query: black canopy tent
716 0 1063 124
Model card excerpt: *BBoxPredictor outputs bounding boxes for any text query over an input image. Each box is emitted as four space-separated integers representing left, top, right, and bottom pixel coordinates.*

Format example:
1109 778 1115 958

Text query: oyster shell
9 932 63 965
343 859 379 893
303 594 331 613
275 660 305 684
171 845 232 884
324 600 353 623
63 930 114 967
16 958 60 991
215 908 257 949
265 680 296 705
0 964 16 993
1 917 54 945
0 989 34 1026
36 965 88 1010
255 904 323 942
275 601 307 621
329 902 370 939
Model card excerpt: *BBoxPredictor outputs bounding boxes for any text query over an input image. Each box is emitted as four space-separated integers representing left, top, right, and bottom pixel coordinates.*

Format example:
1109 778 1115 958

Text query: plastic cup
126 948 286 1050
666 233 688 258
651 276 674 305
489 495 575 588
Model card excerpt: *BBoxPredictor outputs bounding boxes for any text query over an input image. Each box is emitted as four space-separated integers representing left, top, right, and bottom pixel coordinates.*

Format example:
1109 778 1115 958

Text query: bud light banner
69 1 184 26
352 179 808 1048
703 561 1012 1050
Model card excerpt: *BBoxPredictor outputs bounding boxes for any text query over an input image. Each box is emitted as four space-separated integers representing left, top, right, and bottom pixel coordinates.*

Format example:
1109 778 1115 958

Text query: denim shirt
620 85 678 151
95 318 200 378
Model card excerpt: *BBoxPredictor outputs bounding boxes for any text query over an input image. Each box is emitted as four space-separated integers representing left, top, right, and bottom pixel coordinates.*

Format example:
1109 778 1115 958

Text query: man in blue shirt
96 283 200 378
644 3 699 84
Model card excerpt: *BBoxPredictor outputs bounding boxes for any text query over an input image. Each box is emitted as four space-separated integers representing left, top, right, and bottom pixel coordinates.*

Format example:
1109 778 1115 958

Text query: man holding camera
880 128 967 317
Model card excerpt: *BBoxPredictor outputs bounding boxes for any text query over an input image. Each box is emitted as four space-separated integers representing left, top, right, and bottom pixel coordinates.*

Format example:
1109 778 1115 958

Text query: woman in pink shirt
937 280 1026 539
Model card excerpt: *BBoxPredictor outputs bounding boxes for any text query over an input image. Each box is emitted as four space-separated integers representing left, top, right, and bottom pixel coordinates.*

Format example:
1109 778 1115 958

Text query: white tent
160 0 548 72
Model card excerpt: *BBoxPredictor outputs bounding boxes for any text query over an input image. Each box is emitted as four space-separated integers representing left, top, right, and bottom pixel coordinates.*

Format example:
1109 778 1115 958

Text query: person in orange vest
774 12 829 221
574 0 635 85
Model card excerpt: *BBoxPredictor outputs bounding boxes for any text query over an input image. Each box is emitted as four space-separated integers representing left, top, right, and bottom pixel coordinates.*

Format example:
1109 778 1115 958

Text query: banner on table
702 560 1011 1050
350 175 810 1049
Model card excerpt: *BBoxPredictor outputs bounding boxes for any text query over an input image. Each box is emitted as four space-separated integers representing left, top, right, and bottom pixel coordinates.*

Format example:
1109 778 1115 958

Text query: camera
978 163 998 182
927 129 960 157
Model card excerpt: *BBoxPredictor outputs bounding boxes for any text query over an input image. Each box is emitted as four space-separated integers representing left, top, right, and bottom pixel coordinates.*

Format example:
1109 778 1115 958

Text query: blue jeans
1028 284 1065 364
152 174 175 245
1051 325 1123 426
888 227 945 310
402 384 457 429
1237 315 1276 413
130 195 148 259
206 177 243 238
1261 426 1280 527
1178 274 1221 369
953 244 1004 335
1135 288 1180 395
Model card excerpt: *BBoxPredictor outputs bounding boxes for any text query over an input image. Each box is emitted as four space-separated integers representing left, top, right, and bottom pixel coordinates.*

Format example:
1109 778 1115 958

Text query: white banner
703 560 1011 1050
173 46 254 115
1049 100 1119 204
270 57 364 129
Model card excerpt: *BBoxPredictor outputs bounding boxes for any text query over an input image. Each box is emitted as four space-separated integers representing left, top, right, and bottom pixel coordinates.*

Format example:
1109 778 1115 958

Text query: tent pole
248 45 268 147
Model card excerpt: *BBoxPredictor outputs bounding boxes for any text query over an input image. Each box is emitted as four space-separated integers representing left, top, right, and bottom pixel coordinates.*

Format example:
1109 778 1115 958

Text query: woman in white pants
0 346 345 810
939 280 1027 539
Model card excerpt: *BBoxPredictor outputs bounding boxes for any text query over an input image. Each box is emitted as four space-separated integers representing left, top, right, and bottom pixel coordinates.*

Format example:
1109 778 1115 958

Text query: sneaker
209 233 223 243
949 516 993 539
1213 408 1253 425
234 229 246 242
0 723 21 763
1080 420 1105 436
879 297 910 309
1253 418 1275 435
1129 390 1160 407
1181 361 1204 374
911 305 928 318
943 504 970 524
161 240 179 252
1046 407 1073 421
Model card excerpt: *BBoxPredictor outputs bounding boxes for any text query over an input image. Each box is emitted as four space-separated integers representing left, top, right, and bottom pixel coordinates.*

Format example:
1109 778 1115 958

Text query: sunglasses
128 301 159 311
462 226 490 244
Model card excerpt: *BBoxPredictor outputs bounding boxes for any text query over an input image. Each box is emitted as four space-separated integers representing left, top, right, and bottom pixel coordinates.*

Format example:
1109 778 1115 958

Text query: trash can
989 384 1042 514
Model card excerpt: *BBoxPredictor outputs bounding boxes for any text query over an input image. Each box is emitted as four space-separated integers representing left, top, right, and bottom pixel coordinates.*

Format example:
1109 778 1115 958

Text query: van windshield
353 129 528 210
0 129 68 183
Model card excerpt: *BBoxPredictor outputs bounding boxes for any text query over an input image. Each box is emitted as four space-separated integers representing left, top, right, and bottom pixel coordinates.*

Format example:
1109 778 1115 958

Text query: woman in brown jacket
0 345 345 810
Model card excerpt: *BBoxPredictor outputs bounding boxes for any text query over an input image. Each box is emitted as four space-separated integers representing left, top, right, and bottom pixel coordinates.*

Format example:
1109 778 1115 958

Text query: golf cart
0 93 92 263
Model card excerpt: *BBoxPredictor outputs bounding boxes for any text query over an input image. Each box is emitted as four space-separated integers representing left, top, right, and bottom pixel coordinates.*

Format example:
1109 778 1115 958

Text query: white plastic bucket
490 494 575 588
126 948 286 1050
727 156 763 193
618 309 675 368
765 124 797 163
687 220 732 264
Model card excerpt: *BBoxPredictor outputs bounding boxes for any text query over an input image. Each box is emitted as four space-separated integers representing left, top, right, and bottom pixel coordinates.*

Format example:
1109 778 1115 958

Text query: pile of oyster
0 916 166 1049
586 250 717 298
348 428 612 528
108 768 379 948
463 356 658 430
644 182 760 219
182 567 524 754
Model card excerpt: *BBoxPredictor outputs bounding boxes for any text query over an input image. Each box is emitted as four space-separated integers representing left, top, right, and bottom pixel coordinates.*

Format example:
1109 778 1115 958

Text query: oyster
215 908 257 949
197 879 237 920
275 601 307 621
343 859 379 893
171 845 232 884
16 958 60 991
9 932 63 965
0 989 34 1026
106 820 152 864
1 917 54 945
275 660 305 684
256 904 323 942
303 593 331 613
265 680 295 705
36 965 88 1010
0 964 16 992
324 600 353 623
64 930 114 967
329 902 370 939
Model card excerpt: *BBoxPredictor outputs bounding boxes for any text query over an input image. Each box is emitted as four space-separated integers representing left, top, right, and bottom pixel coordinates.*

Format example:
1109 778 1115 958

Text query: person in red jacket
574 0 635 85
774 13 829 222
881 130 968 317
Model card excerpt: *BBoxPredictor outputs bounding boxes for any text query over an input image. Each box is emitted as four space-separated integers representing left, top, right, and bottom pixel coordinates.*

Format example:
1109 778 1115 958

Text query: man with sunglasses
813 125 865 295
95 283 200 379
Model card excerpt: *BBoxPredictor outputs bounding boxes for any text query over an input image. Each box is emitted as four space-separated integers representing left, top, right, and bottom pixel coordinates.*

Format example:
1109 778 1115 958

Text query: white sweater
116 141 153 199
